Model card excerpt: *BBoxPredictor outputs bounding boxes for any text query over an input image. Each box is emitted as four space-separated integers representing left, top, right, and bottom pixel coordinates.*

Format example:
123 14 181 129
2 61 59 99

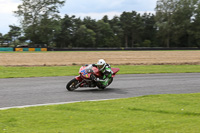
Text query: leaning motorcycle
66 64 120 91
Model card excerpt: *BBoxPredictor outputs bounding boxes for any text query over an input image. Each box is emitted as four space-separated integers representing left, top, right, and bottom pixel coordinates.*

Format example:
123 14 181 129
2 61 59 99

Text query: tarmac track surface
0 73 200 109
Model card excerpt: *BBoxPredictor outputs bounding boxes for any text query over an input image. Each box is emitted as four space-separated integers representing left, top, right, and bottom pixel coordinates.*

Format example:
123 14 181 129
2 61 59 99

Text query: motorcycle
66 64 120 91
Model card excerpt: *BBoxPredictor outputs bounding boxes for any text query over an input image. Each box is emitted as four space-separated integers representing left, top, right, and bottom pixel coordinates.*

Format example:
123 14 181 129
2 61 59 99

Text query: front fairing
79 65 101 79
79 65 93 79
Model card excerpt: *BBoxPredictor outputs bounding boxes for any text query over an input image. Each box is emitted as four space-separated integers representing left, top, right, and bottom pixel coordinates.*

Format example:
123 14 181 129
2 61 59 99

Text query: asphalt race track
0 73 200 109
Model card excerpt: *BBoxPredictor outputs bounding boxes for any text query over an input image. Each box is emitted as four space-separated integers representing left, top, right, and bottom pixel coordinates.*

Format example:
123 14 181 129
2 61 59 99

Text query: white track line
0 98 118 110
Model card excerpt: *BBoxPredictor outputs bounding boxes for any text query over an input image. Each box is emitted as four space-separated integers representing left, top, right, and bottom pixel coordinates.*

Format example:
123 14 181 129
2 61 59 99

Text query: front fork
75 76 84 88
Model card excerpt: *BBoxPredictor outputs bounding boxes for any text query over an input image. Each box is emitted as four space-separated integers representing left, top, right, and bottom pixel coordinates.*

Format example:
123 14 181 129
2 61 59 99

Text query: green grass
0 93 200 132
0 65 200 78
0 66 80 78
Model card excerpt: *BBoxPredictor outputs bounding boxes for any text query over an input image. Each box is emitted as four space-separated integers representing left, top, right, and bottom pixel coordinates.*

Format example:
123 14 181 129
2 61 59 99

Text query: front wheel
66 78 79 91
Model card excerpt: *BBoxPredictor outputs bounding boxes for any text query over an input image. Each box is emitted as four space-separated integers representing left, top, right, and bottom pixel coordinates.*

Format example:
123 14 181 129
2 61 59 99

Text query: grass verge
0 65 200 78
0 93 200 132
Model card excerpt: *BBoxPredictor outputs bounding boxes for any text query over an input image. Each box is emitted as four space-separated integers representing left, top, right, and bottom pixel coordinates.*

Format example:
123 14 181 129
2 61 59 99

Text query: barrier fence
0 47 199 52
15 48 47 51
0 47 47 52
0 47 13 51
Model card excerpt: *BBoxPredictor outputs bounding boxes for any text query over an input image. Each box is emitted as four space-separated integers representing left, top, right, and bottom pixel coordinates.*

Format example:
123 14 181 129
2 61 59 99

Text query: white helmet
97 59 106 71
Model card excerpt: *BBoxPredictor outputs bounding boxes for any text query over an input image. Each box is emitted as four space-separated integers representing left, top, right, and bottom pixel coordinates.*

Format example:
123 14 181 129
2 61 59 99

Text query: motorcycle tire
107 77 113 86
66 78 79 91
97 84 105 90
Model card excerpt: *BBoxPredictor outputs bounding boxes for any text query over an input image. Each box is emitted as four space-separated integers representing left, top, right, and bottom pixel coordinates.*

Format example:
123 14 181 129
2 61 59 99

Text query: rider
92 59 113 88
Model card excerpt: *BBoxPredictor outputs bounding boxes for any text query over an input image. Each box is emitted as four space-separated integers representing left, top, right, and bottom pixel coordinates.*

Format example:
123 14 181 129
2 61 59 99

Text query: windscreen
85 64 93 73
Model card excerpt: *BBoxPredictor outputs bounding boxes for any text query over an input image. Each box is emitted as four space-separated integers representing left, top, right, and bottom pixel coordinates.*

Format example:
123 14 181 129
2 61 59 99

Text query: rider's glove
92 64 97 67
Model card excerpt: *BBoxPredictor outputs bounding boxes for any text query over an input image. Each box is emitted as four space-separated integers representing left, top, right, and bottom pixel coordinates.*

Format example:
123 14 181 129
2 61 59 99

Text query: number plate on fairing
81 69 89 78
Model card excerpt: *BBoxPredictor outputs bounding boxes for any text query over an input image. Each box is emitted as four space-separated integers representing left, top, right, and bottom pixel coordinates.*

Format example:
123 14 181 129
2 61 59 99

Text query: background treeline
0 0 200 48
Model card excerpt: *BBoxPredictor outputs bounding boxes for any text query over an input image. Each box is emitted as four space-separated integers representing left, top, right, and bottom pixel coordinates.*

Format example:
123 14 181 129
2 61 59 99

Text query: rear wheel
107 77 113 86
66 78 79 91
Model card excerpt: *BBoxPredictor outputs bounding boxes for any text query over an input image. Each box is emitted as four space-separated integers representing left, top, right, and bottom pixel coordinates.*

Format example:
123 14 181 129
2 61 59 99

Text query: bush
142 40 151 47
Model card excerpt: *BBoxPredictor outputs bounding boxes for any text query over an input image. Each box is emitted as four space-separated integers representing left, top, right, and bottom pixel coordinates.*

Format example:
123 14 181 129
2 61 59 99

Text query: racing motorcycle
66 64 120 91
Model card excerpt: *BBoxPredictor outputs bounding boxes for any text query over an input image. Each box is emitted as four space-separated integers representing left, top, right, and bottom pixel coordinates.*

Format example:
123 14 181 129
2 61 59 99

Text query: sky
0 0 157 35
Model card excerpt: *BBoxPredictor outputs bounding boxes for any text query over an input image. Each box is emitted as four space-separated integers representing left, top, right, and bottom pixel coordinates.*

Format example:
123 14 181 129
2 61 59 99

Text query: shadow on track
73 88 115 92
70 88 128 94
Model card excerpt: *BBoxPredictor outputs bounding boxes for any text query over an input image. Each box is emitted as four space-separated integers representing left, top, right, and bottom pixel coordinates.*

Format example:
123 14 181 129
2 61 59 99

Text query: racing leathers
92 64 113 88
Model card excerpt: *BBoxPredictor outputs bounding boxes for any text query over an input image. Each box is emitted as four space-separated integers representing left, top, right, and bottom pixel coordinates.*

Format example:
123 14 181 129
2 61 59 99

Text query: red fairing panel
75 76 82 81
111 68 120 74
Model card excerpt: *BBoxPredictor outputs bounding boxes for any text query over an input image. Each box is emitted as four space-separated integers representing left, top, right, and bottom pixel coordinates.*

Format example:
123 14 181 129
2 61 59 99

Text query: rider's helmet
97 59 106 71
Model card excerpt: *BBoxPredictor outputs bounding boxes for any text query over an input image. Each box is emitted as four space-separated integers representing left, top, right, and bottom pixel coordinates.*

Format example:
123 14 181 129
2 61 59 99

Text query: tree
54 15 82 48
141 13 156 47
96 20 114 47
155 0 200 47
74 25 96 47
14 0 65 46
120 12 132 47
2 34 12 46
29 15 60 47
191 0 200 47
172 0 198 47
0 33 3 46
109 16 124 47
155 0 178 47
14 0 65 28
54 15 73 48
102 15 109 23
83 16 97 33
120 11 142 47
8 25 21 46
